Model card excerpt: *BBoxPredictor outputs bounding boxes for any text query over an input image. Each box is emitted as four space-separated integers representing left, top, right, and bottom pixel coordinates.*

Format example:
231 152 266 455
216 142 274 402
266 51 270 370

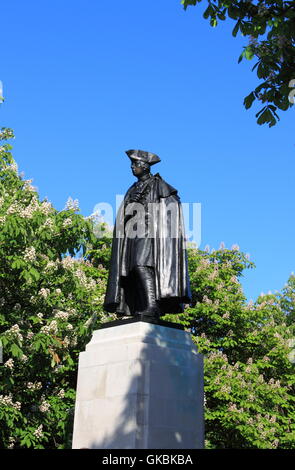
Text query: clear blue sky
1 0 294 301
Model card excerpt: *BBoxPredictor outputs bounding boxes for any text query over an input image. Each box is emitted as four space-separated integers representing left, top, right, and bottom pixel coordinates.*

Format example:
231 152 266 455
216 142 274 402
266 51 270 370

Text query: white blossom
8 197 40 219
43 218 54 229
0 394 21 410
54 310 69 320
202 295 212 305
71 335 77 347
39 288 50 298
64 196 79 211
222 312 230 319
24 246 36 262
7 324 23 342
216 282 224 291
40 200 53 215
200 258 210 268
208 270 218 280
27 381 42 391
39 400 51 413
74 268 96 291
83 317 93 328
62 217 72 228
231 244 240 251
62 256 76 269
23 179 37 192
4 358 14 369
33 424 43 439
228 403 238 412
8 161 18 173
44 261 57 271
8 437 15 449
57 389 65 399
41 320 58 335
230 275 239 284
0 128 14 139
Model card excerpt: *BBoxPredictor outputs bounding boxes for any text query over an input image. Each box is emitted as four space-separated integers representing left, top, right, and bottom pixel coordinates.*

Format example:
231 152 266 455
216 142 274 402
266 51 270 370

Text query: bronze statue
103 149 191 319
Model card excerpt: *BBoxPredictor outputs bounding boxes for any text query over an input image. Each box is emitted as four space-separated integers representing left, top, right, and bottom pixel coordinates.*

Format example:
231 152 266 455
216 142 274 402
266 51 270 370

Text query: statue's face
131 161 148 177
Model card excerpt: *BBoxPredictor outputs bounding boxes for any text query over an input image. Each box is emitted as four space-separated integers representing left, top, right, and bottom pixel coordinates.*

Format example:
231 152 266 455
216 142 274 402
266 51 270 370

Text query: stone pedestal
72 319 204 449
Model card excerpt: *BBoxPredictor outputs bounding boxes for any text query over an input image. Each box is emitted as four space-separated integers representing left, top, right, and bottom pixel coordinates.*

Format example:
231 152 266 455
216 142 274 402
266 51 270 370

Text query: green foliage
181 0 295 127
164 245 295 448
0 129 113 448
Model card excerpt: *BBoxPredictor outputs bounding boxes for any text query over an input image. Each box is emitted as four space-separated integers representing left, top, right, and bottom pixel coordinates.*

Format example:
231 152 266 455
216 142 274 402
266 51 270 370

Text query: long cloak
103 173 191 315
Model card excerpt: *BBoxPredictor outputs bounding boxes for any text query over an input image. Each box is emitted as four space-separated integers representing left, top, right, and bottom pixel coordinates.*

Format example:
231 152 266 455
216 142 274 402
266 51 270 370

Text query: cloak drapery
103 173 191 315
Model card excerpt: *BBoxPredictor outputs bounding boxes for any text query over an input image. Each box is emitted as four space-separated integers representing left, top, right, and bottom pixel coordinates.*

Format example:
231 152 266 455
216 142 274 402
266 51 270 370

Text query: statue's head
125 149 160 178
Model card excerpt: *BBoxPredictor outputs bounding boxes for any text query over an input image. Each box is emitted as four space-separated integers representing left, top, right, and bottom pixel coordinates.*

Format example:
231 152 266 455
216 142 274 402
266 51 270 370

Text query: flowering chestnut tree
164 245 295 448
0 128 112 448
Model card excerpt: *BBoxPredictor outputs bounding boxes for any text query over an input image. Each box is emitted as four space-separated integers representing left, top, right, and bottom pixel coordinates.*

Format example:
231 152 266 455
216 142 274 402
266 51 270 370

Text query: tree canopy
181 0 295 127
164 245 295 448
0 128 113 448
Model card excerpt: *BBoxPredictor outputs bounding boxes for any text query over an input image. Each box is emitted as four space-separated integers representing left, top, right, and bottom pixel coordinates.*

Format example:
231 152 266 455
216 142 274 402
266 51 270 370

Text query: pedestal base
72 320 204 449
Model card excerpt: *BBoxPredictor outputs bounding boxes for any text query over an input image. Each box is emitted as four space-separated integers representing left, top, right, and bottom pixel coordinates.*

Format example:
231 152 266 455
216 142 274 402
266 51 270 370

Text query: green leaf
181 0 198 10
232 21 240 37
228 6 240 20
10 343 23 358
244 47 254 61
203 5 213 19
244 92 255 110
238 51 244 64
29 267 40 281
256 107 277 127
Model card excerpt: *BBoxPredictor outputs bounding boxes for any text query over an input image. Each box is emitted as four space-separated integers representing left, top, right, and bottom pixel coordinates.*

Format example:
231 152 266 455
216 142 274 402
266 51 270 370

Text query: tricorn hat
125 149 161 166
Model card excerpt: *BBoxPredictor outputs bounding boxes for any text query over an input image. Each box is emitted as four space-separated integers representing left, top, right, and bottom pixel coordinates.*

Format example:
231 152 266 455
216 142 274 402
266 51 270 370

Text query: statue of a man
103 149 191 319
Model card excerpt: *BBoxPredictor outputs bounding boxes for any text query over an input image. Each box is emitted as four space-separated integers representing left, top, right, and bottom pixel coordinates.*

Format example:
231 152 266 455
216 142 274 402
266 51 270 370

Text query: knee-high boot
134 266 161 318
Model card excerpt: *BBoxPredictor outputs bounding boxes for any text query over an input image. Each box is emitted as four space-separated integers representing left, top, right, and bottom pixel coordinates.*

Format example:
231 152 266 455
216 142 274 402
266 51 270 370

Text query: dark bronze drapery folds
104 154 191 318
